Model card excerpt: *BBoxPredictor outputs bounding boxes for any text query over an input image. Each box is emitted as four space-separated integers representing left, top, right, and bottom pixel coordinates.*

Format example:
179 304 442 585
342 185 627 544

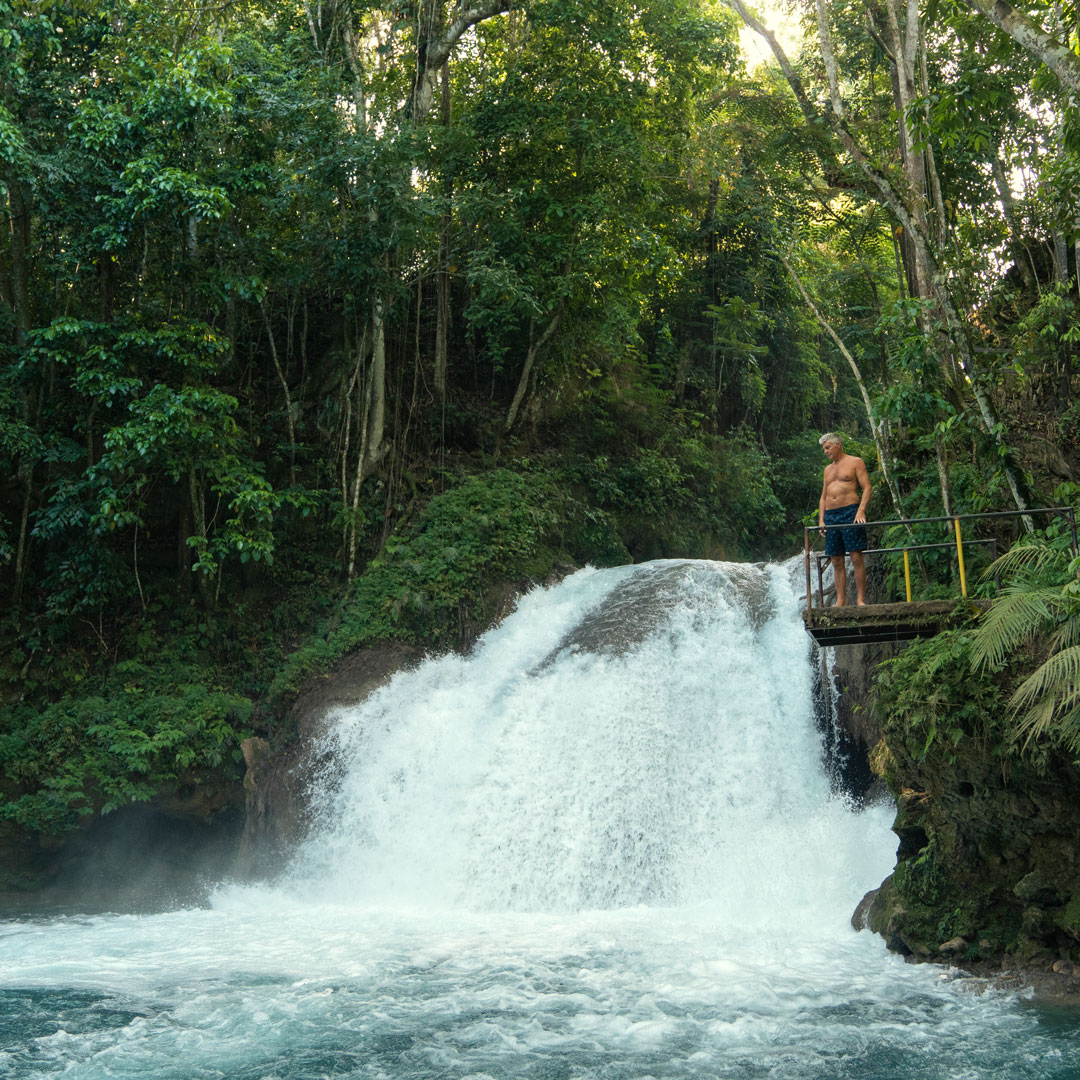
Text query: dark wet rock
851 884 882 931
237 642 422 876
852 669 1080 1002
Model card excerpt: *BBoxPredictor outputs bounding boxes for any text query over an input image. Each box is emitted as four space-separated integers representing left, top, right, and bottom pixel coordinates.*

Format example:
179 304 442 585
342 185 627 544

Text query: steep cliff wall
851 632 1080 996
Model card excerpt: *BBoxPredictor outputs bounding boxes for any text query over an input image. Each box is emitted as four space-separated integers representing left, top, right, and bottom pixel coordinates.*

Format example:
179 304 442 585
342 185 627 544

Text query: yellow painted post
903 550 912 602
954 517 968 598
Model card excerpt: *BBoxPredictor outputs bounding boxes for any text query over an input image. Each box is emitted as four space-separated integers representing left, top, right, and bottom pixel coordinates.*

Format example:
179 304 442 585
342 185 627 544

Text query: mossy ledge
854 629 1080 1001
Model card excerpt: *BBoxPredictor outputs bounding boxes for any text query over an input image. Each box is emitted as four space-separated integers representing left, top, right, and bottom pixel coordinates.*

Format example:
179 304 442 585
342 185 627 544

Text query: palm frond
1050 615 1080 652
1010 645 1080 719
981 541 1070 583
1012 693 1059 751
970 587 1065 669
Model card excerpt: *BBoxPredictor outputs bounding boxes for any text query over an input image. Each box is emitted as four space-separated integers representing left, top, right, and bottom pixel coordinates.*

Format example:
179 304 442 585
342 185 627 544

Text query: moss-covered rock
861 630 1080 974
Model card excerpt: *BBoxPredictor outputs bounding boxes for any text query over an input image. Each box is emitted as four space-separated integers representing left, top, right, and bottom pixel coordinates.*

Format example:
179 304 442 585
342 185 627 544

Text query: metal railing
802 507 1078 613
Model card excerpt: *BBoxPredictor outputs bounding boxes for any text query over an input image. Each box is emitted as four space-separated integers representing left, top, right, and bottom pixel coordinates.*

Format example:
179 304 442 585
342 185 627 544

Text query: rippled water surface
3 562 1078 1078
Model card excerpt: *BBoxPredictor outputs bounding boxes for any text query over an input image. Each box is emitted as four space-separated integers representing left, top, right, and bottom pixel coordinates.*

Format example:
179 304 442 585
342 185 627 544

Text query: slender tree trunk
177 496 193 602
347 329 378 579
1054 231 1070 283
991 145 1038 292
188 469 211 605
366 294 388 470
879 0 934 304
7 179 30 345
434 59 451 404
260 300 297 486
11 468 33 610
935 437 953 517
891 228 908 299
919 43 948 250
505 302 564 433
781 252 908 526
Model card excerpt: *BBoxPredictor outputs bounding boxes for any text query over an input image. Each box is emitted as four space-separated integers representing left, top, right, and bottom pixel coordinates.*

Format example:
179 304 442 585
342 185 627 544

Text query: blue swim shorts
824 503 867 556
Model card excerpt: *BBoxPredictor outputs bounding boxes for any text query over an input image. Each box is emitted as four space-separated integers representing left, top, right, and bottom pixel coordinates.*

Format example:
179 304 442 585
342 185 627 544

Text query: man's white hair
819 432 842 447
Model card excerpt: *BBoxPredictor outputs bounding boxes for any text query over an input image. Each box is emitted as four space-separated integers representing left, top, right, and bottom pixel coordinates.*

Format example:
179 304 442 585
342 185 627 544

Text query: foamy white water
2 561 1078 1078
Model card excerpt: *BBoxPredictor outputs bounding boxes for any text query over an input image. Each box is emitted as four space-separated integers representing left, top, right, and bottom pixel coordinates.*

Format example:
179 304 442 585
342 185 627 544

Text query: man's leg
851 550 867 606
831 555 847 606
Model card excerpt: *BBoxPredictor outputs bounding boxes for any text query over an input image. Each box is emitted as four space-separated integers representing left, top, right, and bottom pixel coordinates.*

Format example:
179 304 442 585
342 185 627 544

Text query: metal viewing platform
802 508 1077 647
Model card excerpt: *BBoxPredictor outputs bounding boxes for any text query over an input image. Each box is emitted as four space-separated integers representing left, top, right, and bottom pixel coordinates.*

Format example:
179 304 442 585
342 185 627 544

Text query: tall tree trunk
260 300 297 486
8 178 30 345
934 437 953 517
365 294 388 472
345 311 390 578
177 497 193 602
1054 231 1070 283
878 0 934 305
11 467 33 610
505 301 565 434
991 144 1038 292
188 469 210 605
919 43 948 250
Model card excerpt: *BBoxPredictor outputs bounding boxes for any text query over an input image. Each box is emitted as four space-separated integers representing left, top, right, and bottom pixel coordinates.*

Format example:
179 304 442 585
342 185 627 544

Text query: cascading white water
3 560 1079 1080
288 559 883 918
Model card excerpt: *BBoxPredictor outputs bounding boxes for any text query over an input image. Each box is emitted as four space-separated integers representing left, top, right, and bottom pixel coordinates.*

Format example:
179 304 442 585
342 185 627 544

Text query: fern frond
970 588 1064 669
1058 704 1080 756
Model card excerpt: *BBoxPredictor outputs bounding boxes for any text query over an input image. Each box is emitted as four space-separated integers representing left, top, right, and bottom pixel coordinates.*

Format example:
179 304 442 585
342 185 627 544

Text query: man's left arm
854 457 872 523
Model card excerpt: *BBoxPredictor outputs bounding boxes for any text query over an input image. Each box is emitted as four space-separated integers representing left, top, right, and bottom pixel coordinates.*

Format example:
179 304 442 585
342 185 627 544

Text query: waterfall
5 560 1069 1080
287 560 885 917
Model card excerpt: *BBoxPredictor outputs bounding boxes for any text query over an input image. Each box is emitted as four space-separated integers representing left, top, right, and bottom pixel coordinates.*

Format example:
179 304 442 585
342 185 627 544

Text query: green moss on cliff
868 629 1080 969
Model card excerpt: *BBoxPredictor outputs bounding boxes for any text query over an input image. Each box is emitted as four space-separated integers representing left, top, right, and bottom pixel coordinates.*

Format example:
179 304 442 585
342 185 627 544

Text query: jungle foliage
1 0 1080 840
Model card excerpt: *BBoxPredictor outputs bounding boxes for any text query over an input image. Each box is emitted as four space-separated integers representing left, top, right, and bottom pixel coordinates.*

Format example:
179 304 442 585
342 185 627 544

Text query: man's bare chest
825 463 857 487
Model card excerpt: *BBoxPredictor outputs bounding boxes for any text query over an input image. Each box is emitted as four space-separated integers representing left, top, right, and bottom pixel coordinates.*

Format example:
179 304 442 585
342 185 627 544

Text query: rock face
823 568 1080 989
237 642 422 876
854 708 1080 978
823 639 894 803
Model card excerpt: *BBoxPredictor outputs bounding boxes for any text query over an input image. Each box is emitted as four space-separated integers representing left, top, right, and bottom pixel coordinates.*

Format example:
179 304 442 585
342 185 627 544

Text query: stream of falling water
2 561 1079 1078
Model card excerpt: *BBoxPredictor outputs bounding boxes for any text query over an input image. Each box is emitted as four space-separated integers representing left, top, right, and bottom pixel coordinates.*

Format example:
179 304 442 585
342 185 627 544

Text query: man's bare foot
856 599 867 606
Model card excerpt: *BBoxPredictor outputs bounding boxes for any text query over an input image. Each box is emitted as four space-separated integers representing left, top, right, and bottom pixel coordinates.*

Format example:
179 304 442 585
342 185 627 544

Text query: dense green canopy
1 0 1078 838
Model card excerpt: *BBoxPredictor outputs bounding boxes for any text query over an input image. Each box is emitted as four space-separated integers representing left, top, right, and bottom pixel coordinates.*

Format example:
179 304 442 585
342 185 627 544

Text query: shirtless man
818 433 872 606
